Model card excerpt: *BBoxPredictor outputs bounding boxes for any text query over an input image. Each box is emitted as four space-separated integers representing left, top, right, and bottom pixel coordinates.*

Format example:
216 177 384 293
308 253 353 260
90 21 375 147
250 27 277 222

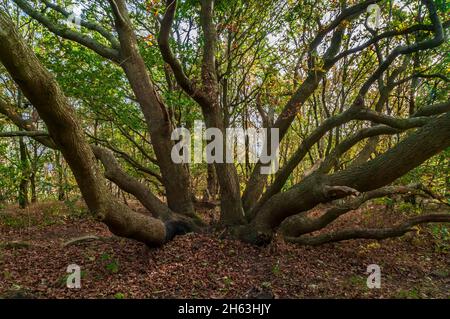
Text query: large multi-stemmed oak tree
0 0 448 246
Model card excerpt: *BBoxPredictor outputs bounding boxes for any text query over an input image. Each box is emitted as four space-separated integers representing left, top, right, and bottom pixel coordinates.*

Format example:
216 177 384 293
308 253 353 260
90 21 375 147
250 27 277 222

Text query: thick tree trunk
0 12 167 246
199 0 245 226
108 0 196 219
203 108 246 226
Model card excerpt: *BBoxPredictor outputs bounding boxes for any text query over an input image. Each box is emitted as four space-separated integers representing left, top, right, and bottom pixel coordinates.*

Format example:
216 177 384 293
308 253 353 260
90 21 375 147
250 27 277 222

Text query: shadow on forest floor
0 201 448 299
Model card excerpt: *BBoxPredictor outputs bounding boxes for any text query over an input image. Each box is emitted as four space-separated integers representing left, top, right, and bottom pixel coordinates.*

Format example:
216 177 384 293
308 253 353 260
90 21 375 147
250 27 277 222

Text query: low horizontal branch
285 213 450 245
0 130 49 137
280 184 427 237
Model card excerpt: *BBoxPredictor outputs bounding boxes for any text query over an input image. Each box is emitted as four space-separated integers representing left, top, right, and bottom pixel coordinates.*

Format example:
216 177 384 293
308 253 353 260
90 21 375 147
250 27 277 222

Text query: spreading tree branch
285 214 450 245
12 0 120 62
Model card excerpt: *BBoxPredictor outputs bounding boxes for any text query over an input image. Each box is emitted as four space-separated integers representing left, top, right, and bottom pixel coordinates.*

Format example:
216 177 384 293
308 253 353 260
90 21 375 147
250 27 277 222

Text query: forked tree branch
157 0 209 107
280 184 431 237
239 111 450 245
285 213 450 245
243 0 444 212
12 0 120 62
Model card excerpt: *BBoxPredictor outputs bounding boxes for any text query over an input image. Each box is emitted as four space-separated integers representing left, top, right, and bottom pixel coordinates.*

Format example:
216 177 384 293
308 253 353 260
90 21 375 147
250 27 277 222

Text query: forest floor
0 200 448 299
